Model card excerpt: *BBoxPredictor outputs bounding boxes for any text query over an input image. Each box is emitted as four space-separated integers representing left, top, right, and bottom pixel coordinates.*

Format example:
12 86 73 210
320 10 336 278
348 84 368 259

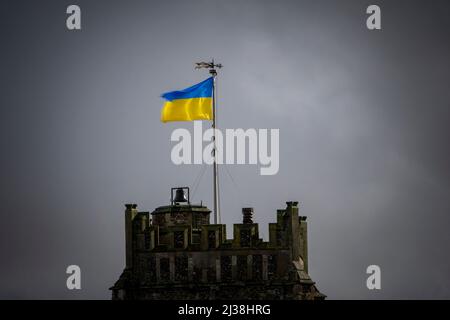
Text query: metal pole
211 69 219 224
196 60 222 225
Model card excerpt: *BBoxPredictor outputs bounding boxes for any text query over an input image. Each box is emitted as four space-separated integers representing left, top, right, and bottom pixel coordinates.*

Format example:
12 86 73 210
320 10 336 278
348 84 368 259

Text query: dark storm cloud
0 0 449 299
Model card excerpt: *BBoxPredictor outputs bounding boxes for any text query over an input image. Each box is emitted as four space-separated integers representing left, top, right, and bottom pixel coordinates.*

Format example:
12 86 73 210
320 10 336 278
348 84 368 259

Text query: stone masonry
110 189 325 300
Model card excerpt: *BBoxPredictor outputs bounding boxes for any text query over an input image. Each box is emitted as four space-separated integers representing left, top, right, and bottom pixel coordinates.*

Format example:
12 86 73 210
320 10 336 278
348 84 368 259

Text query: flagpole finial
195 60 222 75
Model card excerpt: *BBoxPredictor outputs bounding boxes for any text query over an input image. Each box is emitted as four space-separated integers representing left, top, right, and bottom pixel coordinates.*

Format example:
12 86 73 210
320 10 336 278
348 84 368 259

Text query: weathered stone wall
116 283 322 300
111 201 325 300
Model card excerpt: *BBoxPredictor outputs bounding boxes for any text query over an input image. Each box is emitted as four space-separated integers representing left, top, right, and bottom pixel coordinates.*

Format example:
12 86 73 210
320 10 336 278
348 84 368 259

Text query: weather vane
195 60 222 75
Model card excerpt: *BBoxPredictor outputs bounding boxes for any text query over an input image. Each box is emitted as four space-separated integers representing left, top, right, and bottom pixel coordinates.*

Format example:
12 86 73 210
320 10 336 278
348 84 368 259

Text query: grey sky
1 0 449 299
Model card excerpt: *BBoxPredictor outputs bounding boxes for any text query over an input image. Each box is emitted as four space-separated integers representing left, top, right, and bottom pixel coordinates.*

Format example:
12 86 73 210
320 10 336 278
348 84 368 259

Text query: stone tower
110 188 325 300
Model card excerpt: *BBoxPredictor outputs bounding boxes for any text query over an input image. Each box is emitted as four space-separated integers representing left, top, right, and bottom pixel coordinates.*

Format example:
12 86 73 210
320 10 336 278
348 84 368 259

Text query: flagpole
211 69 219 224
195 60 222 224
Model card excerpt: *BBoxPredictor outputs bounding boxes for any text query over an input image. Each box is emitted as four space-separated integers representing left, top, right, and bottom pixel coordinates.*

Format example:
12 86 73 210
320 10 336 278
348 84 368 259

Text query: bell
174 188 188 203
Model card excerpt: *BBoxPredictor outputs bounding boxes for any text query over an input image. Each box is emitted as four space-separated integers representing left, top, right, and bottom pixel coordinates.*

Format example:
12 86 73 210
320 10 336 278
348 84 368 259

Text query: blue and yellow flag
160 77 213 122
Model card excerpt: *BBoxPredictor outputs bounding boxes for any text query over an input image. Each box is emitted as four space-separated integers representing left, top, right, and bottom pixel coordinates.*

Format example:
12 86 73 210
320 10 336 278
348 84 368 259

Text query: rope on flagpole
191 165 208 201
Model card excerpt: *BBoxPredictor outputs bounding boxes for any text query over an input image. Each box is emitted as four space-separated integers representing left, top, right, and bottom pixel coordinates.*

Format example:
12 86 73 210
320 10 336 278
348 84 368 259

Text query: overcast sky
1 0 449 299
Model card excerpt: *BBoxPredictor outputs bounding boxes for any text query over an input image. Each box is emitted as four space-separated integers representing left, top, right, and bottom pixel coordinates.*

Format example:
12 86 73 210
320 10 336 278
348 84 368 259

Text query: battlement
111 188 324 300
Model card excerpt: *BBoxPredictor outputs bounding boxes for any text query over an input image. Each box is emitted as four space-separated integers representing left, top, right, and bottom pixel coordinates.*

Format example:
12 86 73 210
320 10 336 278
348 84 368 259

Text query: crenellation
111 188 325 300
